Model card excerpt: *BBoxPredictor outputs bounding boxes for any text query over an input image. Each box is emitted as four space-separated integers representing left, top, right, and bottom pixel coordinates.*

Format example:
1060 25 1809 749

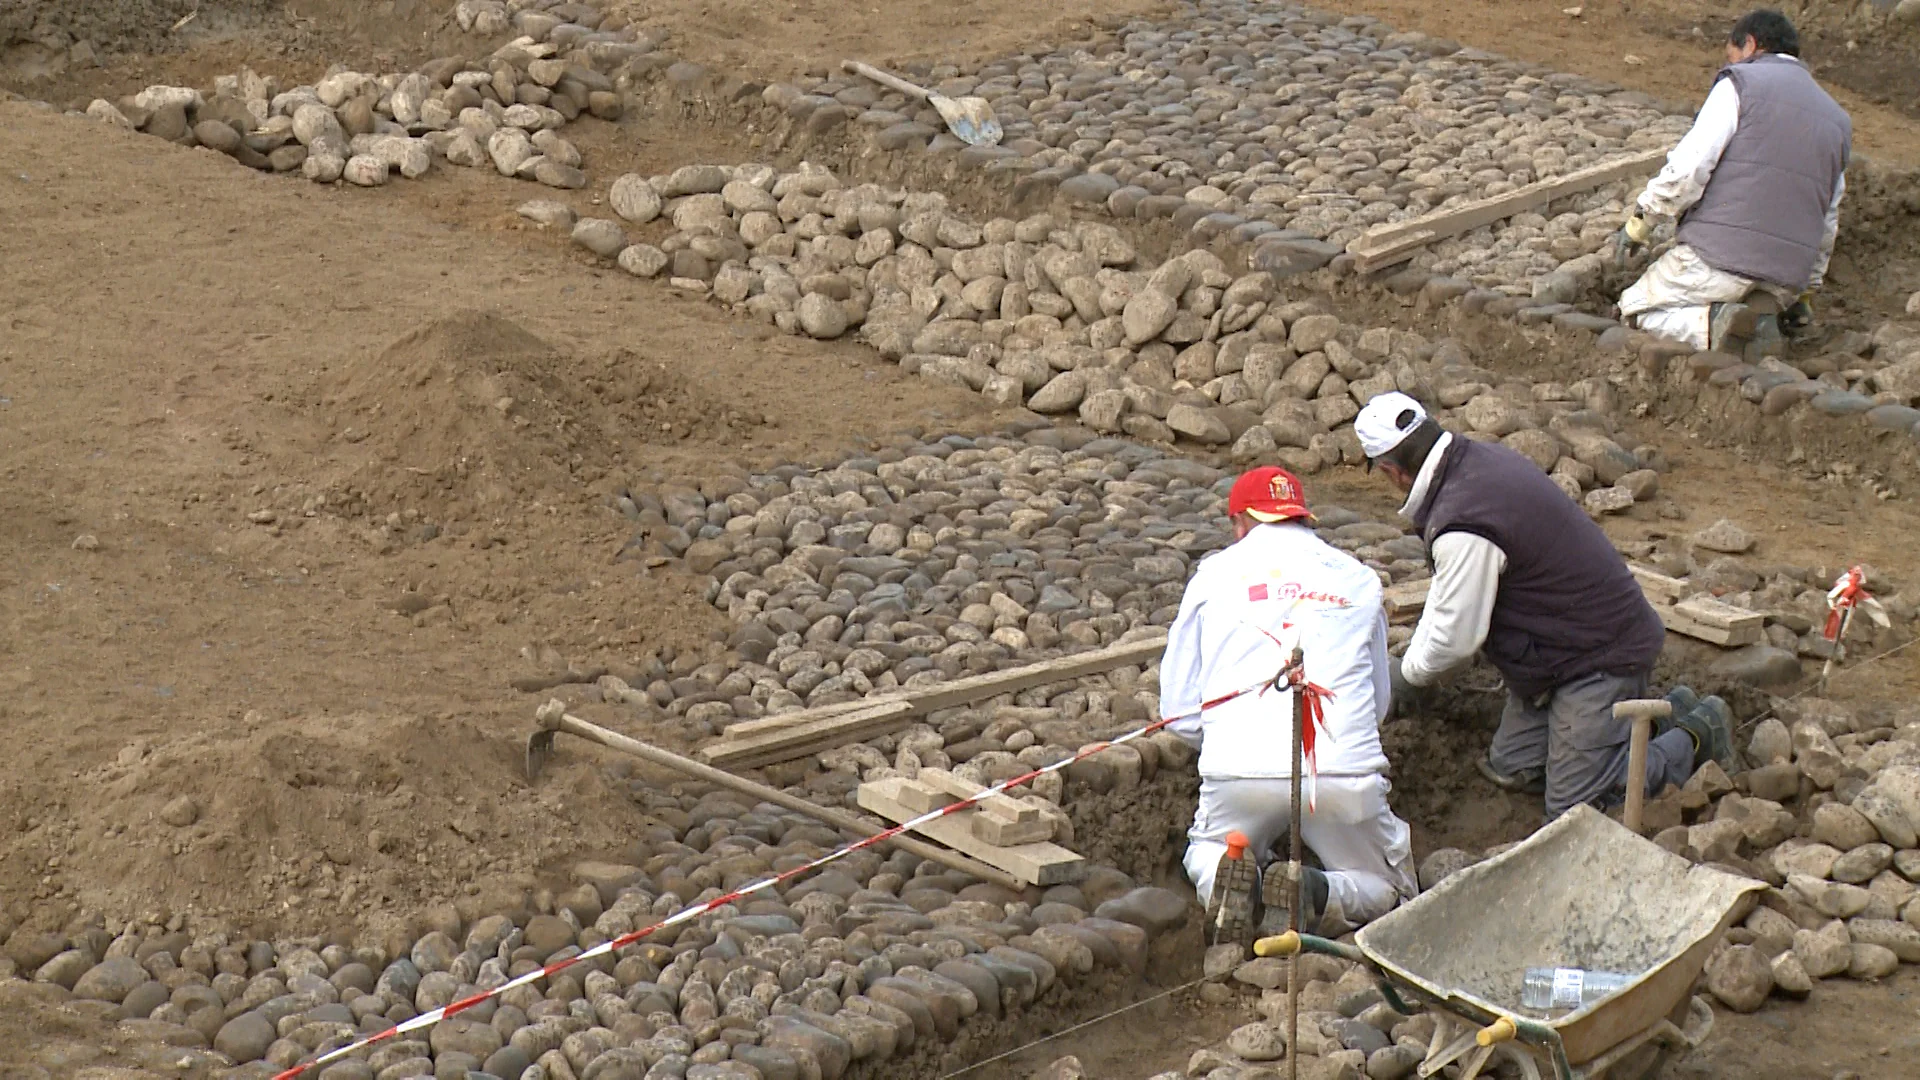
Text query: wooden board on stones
695 632 1169 770
696 701 915 771
1346 147 1670 274
897 768 1054 844
857 776 1082 885
1383 578 1430 624
1629 564 1689 604
1391 567 1765 649
898 767 1040 824
1658 597 1765 647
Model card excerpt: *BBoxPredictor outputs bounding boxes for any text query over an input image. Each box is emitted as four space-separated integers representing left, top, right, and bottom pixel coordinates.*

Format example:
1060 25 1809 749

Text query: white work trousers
1184 774 1418 934
1618 244 1792 351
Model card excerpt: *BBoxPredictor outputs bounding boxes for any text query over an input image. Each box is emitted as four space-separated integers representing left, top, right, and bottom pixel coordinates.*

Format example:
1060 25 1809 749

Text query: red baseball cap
1228 466 1314 524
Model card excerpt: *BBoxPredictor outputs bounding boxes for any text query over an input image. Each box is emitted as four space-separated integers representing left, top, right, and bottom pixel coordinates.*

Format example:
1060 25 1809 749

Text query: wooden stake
1286 645 1305 1080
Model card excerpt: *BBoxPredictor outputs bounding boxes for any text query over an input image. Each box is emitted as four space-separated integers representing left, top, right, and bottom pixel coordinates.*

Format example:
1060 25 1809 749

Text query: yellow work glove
1614 212 1654 267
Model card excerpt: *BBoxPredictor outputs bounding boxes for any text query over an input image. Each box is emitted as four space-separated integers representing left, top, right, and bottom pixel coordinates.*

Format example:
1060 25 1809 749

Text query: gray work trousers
1489 670 1696 820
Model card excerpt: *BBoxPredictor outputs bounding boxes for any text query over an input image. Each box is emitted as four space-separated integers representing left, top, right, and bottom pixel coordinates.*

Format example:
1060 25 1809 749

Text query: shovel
842 61 1002 147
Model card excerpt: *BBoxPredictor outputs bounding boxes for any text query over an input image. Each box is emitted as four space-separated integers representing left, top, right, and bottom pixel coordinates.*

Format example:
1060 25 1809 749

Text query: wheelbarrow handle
1476 1016 1517 1047
842 61 934 102
1254 932 1417 1016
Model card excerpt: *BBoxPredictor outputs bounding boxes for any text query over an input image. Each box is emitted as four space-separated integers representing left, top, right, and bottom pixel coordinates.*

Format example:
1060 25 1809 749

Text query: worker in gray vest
1616 10 1850 354
1356 392 1734 820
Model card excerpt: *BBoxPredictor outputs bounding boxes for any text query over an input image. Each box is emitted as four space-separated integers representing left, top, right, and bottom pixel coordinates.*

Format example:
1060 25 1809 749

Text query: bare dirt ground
1318 0 1920 167
2 0 1919 1076
601 0 1173 80
0 98 1012 943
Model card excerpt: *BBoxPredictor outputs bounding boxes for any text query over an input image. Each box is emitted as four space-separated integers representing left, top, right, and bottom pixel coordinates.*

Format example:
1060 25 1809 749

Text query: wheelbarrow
1255 806 1763 1080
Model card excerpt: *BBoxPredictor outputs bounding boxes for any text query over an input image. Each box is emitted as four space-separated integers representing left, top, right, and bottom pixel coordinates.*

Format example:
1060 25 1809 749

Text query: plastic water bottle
1520 967 1634 1011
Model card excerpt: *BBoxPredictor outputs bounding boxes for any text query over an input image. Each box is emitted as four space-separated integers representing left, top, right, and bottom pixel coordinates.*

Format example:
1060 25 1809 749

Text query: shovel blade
932 95 1002 147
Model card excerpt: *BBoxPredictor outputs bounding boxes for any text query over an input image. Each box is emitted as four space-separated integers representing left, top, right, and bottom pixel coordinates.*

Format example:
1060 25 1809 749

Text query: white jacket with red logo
1161 522 1390 780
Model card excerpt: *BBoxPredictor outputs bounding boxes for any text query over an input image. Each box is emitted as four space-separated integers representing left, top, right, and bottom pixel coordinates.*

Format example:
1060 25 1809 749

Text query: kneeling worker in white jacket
1163 466 1417 944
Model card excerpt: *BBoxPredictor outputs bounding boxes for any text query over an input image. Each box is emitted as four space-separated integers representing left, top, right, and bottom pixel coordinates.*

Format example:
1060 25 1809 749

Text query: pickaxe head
526 729 558 784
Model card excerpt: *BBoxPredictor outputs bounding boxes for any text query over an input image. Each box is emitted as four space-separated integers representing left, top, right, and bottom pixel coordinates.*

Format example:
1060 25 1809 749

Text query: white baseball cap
1355 392 1430 461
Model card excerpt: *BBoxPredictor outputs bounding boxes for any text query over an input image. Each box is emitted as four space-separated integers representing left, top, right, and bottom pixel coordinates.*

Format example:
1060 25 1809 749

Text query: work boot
1676 696 1734 770
1744 313 1786 360
1477 754 1546 795
1658 686 1699 738
1708 302 1757 354
1205 831 1261 951
1258 862 1331 937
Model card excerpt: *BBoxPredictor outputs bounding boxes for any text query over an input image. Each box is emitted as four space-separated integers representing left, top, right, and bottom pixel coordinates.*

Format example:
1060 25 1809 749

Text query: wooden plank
971 813 1056 846
695 632 1169 769
696 701 915 769
713 698 876 739
1674 597 1763 640
1629 564 1688 604
892 776 1055 843
858 776 1082 885
913 768 1039 824
893 777 962 814
887 632 1168 716
1383 578 1430 623
1657 600 1763 647
1347 147 1670 273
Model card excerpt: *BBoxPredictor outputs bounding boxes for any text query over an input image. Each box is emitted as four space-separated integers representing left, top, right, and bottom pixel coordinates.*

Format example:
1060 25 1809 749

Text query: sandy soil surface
604 0 1173 79
0 97 1014 942
1318 0 1920 166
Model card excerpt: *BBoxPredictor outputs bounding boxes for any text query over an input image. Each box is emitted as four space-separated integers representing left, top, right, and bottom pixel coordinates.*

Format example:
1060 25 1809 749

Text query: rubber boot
1205 831 1261 951
1657 685 1699 739
1677 696 1734 770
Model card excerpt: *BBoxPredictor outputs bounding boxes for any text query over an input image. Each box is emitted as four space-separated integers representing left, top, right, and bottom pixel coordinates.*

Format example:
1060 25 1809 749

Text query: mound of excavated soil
305 309 751 520
3 707 668 942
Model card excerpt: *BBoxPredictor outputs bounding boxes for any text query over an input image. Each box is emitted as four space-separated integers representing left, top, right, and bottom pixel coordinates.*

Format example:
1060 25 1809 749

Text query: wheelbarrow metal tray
1355 805 1763 1065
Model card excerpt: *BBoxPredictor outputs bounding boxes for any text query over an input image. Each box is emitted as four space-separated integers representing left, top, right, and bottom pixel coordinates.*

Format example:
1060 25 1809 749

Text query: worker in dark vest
1616 9 1850 354
1356 393 1733 819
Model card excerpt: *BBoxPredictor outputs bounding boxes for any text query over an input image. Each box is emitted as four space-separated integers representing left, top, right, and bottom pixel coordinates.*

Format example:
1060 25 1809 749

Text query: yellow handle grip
1253 931 1301 958
1477 1016 1517 1047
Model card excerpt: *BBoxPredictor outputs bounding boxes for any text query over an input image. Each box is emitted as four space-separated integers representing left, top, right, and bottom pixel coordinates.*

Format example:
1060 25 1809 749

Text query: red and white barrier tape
274 656 1314 1078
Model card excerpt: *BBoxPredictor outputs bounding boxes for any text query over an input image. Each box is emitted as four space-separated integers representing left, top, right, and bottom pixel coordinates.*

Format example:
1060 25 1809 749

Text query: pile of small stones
550 162 1684 514
761 0 1690 293
1 785 1196 1079
457 0 1688 302
77 21 640 189
448 0 1920 455
1623 515 1916 678
1666 314 1920 443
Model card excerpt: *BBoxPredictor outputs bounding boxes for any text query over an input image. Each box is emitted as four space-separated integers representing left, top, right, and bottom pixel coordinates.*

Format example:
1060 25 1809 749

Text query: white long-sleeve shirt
1637 57 1846 289
1396 433 1509 687
1162 521 1390 779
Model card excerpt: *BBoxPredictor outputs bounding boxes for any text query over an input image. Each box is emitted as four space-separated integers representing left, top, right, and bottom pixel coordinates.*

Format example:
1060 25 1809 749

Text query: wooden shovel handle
842 60 933 102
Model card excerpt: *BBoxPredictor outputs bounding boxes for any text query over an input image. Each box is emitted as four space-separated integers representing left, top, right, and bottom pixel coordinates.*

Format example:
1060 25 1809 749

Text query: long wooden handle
541 705 1023 890
1624 714 1652 834
842 60 933 101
